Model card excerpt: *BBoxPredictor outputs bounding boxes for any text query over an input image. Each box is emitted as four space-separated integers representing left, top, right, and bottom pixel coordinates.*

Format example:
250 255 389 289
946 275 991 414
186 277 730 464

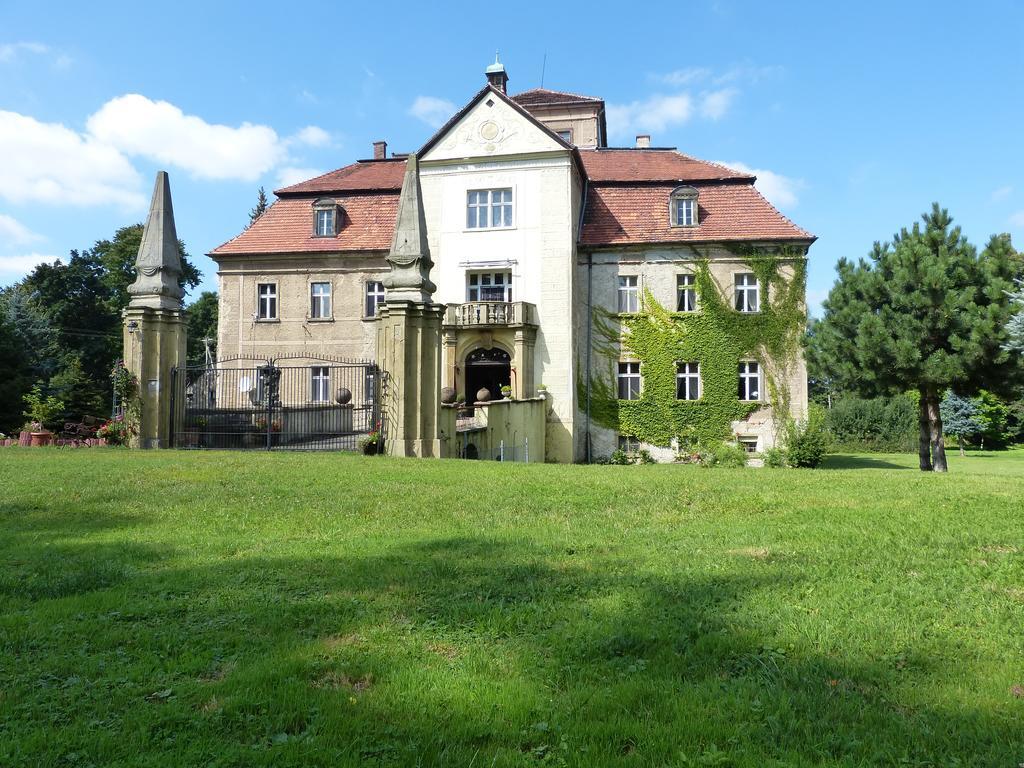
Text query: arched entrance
464 347 511 401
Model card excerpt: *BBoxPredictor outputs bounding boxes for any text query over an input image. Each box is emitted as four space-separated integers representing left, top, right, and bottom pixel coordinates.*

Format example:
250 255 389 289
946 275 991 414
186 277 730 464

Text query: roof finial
485 51 509 92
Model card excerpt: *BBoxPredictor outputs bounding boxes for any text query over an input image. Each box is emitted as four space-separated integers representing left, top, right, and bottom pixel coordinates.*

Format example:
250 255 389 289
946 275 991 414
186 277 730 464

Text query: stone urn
476 387 491 403
440 386 457 405
30 431 52 447
335 387 352 405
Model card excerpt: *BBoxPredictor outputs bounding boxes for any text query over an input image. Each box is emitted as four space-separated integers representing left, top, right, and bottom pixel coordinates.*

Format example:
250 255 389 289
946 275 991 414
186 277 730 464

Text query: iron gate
170 355 381 451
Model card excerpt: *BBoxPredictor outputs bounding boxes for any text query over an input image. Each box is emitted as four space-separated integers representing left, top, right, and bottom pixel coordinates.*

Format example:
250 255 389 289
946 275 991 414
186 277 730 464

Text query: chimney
635 134 651 149
373 140 387 160
485 52 509 94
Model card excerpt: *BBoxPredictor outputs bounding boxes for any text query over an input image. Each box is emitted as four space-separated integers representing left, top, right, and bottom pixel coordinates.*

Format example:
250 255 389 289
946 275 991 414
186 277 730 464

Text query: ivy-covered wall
579 250 807 450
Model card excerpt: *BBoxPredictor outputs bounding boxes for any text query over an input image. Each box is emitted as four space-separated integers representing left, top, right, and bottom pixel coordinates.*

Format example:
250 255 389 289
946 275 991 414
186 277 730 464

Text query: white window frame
738 436 759 453
738 360 761 401
618 275 639 314
314 208 336 237
735 273 760 313
555 129 572 144
257 283 277 320
311 366 331 404
676 361 701 400
617 361 641 401
466 188 514 230
309 281 332 320
364 280 386 318
467 271 512 302
676 273 697 312
670 187 699 227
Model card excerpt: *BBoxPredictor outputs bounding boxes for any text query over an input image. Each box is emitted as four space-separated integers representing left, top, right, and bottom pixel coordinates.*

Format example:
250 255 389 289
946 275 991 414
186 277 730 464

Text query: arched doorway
464 347 511 401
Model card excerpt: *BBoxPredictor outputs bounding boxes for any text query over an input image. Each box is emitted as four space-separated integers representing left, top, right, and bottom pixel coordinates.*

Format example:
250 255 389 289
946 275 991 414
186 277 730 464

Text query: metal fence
170 355 380 451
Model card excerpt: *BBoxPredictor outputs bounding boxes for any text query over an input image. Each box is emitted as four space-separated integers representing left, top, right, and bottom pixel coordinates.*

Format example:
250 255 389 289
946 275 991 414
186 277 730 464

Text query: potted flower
500 385 513 400
96 415 135 446
22 386 65 447
358 431 382 455
536 383 548 396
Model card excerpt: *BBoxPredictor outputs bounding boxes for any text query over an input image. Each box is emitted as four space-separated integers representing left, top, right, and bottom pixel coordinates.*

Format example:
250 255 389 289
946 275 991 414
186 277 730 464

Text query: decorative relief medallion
439 115 518 154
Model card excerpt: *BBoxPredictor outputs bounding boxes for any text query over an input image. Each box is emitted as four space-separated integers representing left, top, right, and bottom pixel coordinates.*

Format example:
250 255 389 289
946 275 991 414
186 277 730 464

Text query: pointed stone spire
383 154 436 302
128 171 185 310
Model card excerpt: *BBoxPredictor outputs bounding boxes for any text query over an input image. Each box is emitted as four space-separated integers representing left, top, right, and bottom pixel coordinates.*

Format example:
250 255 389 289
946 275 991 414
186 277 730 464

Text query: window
617 362 641 400
257 283 277 320
310 282 331 319
617 434 640 453
738 437 759 453
676 362 700 400
676 273 697 312
311 366 331 403
313 207 337 237
735 273 760 313
365 281 385 318
671 186 699 227
618 275 639 313
738 361 760 401
556 129 572 143
466 188 513 229
467 272 512 302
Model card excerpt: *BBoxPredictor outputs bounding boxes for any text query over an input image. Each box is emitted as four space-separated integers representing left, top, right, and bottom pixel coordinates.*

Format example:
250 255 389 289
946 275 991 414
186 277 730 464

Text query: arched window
312 198 342 237
670 186 699 228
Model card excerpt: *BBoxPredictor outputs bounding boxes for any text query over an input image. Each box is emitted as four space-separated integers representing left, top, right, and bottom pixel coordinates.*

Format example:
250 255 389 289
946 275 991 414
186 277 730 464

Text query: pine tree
939 392 982 456
1007 279 1024 353
248 186 269 228
809 204 1018 472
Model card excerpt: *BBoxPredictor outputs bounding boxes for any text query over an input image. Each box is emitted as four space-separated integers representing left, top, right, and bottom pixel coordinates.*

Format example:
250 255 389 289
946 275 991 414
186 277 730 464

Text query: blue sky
1 1 1022 315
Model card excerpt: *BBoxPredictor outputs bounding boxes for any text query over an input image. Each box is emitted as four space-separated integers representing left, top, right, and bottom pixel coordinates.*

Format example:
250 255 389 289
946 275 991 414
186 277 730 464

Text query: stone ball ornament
335 387 352 405
476 387 492 403
440 386 457 404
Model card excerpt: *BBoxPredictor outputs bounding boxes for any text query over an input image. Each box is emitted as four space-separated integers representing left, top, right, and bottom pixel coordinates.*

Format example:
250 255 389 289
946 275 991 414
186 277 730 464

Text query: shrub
784 405 829 468
824 394 917 452
636 449 656 465
698 441 747 468
762 447 787 468
609 449 631 465
22 385 65 431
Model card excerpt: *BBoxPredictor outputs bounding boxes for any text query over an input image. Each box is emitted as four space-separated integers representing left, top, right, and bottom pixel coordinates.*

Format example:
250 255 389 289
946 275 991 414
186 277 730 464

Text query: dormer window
312 198 339 237
670 186 699 227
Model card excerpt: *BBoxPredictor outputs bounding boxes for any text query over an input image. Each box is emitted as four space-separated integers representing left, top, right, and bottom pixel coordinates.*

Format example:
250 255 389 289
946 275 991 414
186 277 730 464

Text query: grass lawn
1 448 1022 767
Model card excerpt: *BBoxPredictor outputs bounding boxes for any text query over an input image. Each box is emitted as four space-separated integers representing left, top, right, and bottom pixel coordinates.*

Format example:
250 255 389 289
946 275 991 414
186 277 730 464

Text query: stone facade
209 62 815 463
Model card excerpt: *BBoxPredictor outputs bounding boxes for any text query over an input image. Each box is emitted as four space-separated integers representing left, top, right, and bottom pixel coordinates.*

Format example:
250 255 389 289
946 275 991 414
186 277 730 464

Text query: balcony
443 301 537 329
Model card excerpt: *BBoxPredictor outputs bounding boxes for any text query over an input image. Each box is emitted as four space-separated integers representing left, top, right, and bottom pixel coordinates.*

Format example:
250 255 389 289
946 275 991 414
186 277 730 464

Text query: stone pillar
376 301 446 457
122 171 187 448
377 152 448 458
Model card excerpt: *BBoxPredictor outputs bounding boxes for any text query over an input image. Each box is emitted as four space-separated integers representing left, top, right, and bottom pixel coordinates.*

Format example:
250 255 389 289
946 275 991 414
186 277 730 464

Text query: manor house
209 59 815 462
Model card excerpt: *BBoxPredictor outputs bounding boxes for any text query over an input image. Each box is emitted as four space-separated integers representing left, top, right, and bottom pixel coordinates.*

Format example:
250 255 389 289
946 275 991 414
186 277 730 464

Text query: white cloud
699 88 737 120
87 94 288 181
991 185 1013 202
716 160 804 209
0 214 44 246
0 41 49 62
1009 210 1024 228
0 253 63 277
275 167 322 189
292 125 331 148
0 109 144 208
607 94 693 138
655 67 712 86
409 96 456 129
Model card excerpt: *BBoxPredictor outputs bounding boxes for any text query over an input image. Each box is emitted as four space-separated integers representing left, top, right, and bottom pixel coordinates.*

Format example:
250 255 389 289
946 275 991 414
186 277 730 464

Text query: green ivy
580 252 807 448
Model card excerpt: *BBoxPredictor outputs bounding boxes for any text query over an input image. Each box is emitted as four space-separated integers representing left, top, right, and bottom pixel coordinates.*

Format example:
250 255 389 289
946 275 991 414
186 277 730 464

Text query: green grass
1 448 1022 767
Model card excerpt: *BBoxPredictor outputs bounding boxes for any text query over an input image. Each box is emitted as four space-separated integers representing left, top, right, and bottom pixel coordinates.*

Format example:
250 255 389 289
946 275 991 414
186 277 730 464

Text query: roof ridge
672 152 756 179
274 165 356 195
512 87 603 102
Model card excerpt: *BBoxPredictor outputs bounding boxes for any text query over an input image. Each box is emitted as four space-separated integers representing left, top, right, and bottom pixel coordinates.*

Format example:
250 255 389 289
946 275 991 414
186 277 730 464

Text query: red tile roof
511 88 604 106
579 148 753 183
580 183 814 246
210 193 398 256
273 159 406 196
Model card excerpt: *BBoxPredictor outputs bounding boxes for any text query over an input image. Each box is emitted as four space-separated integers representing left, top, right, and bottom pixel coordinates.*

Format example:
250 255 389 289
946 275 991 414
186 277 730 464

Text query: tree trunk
925 388 948 473
958 435 965 457
917 387 932 471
